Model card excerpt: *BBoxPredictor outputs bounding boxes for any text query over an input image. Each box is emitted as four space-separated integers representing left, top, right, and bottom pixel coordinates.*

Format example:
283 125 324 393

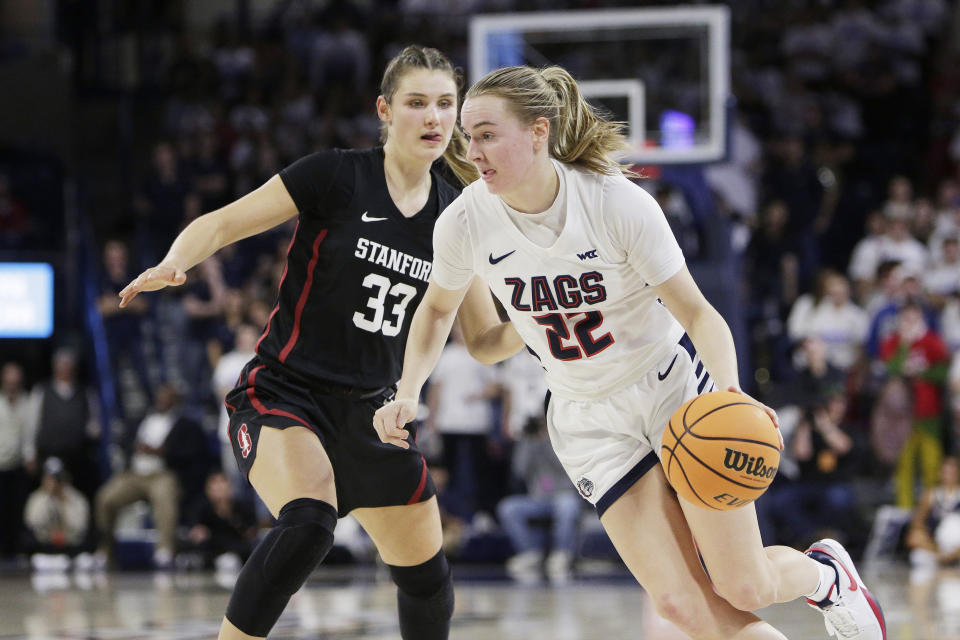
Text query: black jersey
256 147 460 388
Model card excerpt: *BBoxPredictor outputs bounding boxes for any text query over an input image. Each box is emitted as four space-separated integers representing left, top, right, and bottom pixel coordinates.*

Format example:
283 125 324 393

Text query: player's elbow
210 209 238 249
685 303 724 334
464 325 523 365
463 335 502 365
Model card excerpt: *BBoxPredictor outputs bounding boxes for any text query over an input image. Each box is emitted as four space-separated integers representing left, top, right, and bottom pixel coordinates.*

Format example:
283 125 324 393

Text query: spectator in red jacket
880 302 951 507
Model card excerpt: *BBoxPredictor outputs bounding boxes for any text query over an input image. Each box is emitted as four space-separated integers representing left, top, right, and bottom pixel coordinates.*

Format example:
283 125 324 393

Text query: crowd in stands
2 0 960 580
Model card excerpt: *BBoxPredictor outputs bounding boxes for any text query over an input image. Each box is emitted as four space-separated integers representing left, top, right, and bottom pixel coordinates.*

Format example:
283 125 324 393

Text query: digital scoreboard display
0 263 54 338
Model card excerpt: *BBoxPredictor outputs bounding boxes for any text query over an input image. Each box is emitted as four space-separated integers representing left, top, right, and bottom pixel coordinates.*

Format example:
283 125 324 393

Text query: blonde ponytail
466 65 633 176
539 67 632 175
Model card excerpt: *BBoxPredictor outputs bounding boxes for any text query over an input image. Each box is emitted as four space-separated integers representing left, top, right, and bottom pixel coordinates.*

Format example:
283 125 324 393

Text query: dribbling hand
373 398 418 449
727 385 784 450
118 263 187 308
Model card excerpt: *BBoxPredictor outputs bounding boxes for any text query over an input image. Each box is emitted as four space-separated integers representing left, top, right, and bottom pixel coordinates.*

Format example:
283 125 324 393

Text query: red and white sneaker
805 539 886 640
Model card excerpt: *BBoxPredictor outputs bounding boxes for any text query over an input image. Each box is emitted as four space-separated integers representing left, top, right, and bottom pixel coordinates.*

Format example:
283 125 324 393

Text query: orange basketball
660 391 780 511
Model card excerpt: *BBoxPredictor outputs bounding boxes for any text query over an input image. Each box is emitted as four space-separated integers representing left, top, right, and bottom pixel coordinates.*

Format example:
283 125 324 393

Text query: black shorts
224 356 436 517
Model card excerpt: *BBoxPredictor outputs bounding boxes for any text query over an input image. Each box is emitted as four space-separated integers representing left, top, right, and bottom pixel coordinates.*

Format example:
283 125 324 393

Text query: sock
806 557 839 603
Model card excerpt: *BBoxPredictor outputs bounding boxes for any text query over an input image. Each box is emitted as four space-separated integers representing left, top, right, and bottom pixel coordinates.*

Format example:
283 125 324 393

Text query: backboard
469 7 730 165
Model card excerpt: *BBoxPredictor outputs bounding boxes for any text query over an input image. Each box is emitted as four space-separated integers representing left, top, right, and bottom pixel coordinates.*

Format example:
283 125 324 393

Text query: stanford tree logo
237 424 253 459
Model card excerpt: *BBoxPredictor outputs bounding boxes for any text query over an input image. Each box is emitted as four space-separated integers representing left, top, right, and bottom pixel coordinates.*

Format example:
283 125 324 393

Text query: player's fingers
140 269 173 290
375 404 411 440
756 403 783 450
384 435 410 450
118 274 151 307
373 406 394 441
125 265 185 297
728 385 782 448
118 274 146 300
396 403 417 428
386 425 409 441
752 397 780 429
119 274 153 303
385 401 413 430
118 290 139 308
764 405 780 430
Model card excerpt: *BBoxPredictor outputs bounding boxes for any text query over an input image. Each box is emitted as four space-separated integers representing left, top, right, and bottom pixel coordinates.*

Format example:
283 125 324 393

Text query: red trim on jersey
407 456 429 505
245 365 312 428
224 401 236 412
256 221 300 354
279 228 328 363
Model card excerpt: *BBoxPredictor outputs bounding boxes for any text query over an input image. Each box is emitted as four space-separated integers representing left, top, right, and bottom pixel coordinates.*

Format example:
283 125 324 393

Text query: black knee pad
226 498 337 637
388 550 455 639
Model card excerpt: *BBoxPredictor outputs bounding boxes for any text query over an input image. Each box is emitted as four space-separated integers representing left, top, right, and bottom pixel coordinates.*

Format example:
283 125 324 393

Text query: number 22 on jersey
535 311 614 361
352 273 417 336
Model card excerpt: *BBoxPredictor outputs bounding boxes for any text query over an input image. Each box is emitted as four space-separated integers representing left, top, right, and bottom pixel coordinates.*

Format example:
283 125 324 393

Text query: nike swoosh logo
361 211 388 222
488 250 516 265
657 355 678 380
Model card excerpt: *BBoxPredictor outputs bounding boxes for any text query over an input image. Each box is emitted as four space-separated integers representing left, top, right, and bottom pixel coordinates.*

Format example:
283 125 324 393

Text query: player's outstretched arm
457 276 524 365
119 175 298 307
373 279 470 448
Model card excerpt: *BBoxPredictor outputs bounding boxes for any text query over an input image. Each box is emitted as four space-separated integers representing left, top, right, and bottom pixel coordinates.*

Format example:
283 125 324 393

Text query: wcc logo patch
237 423 253 459
576 476 594 498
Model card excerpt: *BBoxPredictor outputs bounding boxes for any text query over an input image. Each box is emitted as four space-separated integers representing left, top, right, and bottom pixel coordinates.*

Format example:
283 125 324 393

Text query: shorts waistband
316 381 394 400
256 358 393 400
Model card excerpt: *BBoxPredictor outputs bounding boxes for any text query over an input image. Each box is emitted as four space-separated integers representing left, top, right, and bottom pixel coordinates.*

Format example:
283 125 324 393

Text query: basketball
660 391 780 511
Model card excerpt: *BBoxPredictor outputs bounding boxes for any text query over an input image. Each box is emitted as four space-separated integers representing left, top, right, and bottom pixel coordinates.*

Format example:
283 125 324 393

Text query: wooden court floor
0 563 954 639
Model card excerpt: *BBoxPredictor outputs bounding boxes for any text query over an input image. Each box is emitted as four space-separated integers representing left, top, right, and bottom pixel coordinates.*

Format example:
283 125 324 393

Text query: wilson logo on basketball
723 448 777 479
238 423 252 459
661 392 780 511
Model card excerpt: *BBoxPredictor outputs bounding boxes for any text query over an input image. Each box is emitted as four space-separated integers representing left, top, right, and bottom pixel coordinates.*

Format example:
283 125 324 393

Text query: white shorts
546 334 715 516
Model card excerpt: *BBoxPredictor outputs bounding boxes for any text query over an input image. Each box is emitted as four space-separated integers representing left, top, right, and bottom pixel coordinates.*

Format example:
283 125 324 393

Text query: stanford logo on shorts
238 423 253 459
577 477 594 498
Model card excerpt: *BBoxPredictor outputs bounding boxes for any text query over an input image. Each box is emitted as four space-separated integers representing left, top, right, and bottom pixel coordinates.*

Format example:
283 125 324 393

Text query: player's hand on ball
373 398 418 449
727 386 783 450
119 263 187 308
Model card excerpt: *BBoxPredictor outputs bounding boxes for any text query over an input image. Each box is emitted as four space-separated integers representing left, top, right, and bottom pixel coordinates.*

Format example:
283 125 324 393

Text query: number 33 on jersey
351 238 428 337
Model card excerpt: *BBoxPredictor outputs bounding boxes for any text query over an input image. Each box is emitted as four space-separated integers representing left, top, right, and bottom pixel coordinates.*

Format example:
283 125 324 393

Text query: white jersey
433 160 685 401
